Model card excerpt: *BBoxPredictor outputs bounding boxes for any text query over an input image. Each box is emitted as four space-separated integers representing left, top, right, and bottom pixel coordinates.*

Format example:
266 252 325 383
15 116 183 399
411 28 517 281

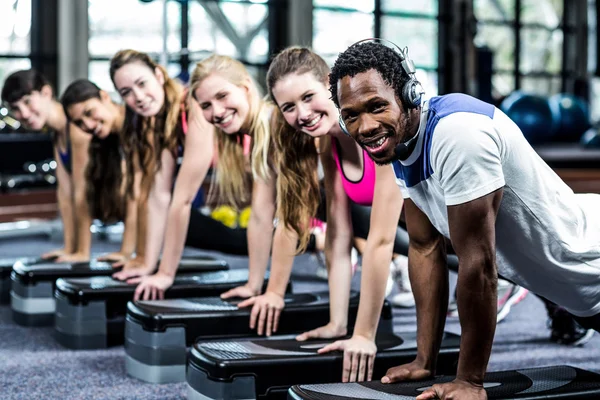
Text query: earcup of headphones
402 79 423 109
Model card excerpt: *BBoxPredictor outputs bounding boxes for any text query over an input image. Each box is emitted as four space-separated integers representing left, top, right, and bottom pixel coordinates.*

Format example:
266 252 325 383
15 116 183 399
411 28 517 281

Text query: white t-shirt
392 93 600 317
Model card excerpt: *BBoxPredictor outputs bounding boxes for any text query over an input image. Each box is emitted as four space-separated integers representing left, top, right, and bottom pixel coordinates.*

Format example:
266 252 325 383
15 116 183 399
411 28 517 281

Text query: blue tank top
57 124 72 174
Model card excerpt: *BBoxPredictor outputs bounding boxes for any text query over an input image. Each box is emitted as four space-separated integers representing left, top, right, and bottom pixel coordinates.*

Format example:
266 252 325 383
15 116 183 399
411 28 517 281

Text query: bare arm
47 145 76 258
448 189 502 385
156 105 214 277
141 148 177 269
353 164 404 339
262 222 298 297
320 136 353 332
70 126 92 258
244 173 277 293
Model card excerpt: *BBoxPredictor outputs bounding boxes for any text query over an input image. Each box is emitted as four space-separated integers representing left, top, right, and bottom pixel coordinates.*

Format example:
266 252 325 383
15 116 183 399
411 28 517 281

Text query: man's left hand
416 379 487 400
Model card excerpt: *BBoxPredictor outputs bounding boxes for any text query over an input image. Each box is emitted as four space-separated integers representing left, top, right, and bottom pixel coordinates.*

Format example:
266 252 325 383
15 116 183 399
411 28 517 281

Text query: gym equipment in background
288 365 600 400
186 330 460 400
124 292 392 384
581 127 600 148
54 269 267 349
10 255 228 326
548 93 591 142
500 91 561 145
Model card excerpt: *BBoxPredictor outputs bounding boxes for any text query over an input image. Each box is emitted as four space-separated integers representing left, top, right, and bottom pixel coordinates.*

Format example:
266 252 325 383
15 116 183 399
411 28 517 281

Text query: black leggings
185 207 319 256
349 202 410 256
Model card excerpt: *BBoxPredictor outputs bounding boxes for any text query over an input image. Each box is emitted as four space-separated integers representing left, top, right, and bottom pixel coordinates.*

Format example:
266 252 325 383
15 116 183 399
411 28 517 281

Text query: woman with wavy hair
123 54 286 301
1 70 93 263
60 79 142 263
242 47 412 341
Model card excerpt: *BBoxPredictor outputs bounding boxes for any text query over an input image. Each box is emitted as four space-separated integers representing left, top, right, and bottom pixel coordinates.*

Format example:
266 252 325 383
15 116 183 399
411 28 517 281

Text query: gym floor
1 236 599 400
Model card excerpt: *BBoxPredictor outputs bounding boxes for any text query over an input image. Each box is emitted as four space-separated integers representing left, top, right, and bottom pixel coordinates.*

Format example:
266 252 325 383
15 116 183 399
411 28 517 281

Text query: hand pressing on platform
296 321 347 341
318 334 377 382
112 256 154 281
130 272 175 301
97 251 129 264
220 284 261 300
41 248 67 261
415 379 487 400
237 291 285 336
55 252 90 263
381 359 433 384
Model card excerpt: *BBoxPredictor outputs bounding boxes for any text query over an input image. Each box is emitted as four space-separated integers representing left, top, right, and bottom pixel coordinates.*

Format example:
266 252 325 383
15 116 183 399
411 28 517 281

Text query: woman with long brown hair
60 78 141 263
240 47 409 343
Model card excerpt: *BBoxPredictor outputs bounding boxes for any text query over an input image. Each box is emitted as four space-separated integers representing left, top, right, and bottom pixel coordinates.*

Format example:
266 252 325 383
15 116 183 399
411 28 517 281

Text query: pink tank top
331 138 376 206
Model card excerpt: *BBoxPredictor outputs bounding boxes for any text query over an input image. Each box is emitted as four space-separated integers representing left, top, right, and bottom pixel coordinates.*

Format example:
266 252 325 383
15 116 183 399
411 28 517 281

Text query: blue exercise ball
580 128 600 148
548 93 591 142
500 92 561 145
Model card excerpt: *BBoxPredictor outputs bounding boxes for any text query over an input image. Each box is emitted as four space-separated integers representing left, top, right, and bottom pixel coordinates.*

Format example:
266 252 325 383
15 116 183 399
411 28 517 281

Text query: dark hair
329 41 410 109
61 79 125 223
266 47 329 252
1 69 52 104
110 49 184 202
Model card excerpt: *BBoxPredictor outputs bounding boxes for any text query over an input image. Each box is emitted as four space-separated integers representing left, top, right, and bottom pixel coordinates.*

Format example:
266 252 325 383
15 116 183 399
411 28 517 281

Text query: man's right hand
112 257 154 281
220 284 261 300
381 359 434 384
318 335 378 382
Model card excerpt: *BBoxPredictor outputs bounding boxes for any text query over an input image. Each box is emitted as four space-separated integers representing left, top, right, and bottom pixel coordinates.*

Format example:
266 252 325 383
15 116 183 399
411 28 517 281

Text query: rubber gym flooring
0 236 598 399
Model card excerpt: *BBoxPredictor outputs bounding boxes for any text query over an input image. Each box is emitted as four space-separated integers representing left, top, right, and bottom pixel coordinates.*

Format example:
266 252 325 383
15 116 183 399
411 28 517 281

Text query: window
0 0 31 86
474 0 565 99
313 0 439 95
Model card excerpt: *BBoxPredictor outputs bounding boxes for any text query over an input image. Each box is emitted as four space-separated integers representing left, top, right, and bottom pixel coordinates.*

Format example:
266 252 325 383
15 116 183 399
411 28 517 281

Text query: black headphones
337 38 424 160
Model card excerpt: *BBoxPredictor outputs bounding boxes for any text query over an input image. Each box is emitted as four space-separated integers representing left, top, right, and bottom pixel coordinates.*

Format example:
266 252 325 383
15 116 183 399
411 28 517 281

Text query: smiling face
271 72 337 138
112 61 165 117
193 73 250 134
66 92 115 139
8 85 53 130
337 69 412 165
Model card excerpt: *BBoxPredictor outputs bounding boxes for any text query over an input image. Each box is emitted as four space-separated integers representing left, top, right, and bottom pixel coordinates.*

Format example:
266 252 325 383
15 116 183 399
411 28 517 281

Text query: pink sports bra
331 138 376 206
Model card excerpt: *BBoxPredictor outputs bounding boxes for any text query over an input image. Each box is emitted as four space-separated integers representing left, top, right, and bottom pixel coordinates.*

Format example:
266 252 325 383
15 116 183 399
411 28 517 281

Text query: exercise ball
580 128 600 148
500 92 561 145
548 93 591 142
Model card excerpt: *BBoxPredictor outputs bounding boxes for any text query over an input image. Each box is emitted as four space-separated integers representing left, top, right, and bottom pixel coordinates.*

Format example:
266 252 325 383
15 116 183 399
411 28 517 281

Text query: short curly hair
329 41 410 109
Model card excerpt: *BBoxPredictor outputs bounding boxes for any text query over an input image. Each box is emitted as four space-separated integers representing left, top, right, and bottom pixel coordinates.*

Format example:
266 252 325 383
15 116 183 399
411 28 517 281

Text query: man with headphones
318 40 600 400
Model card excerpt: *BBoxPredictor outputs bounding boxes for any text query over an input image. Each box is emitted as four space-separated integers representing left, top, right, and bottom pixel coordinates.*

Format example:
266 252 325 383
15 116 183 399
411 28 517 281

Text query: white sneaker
391 255 415 308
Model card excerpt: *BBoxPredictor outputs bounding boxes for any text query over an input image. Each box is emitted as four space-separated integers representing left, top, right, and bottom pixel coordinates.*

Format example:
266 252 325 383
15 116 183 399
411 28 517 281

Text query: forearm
73 194 92 257
57 188 76 253
325 246 353 330
139 194 168 267
265 224 297 297
456 261 497 383
353 241 395 340
119 197 138 256
157 202 192 277
246 214 275 293
410 244 448 372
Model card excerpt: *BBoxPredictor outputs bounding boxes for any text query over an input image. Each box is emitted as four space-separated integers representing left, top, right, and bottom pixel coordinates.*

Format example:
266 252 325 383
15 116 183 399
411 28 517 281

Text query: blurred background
0 0 599 226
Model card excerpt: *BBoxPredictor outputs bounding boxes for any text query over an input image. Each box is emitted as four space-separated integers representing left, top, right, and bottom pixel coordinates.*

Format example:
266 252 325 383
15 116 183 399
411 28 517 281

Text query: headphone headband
338 38 425 137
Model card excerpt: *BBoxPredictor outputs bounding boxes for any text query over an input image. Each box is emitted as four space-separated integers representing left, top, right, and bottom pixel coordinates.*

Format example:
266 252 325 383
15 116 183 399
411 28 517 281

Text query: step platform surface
288 365 600 400
54 268 260 349
125 292 392 384
186 330 460 400
10 255 228 326
0 256 48 304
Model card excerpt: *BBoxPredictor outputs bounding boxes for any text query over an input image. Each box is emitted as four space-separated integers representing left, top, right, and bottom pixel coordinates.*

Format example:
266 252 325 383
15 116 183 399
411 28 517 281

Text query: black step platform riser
288 366 600 400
